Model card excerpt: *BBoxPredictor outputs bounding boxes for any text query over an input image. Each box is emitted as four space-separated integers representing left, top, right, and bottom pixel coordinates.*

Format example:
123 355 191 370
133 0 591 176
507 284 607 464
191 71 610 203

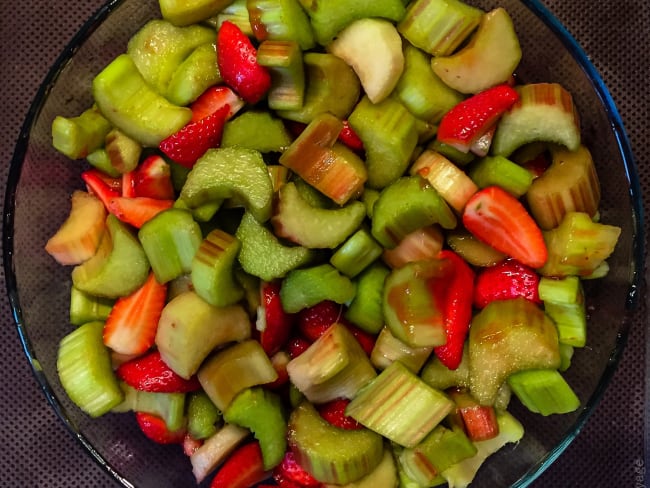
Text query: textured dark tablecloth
1 1 647 486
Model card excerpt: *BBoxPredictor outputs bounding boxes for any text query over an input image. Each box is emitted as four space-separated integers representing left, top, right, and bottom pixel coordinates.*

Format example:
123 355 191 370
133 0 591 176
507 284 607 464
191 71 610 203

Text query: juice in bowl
3 0 643 487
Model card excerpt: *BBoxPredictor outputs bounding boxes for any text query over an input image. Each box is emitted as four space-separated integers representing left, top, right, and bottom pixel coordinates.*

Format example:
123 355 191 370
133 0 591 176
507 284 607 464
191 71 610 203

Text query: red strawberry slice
462 186 548 269
259 281 295 356
116 350 201 393
210 441 270 488
133 154 175 200
103 272 168 356
273 451 322 488
296 300 343 342
121 171 136 198
217 21 272 104
317 399 363 430
287 337 311 359
473 258 542 309
191 85 244 123
135 411 186 445
159 104 230 168
338 120 364 152
344 323 375 356
437 84 519 153
107 196 174 228
81 169 120 208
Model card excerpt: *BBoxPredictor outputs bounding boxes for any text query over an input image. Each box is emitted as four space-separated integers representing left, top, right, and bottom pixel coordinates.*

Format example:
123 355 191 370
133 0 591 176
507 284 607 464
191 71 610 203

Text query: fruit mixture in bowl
6 0 639 486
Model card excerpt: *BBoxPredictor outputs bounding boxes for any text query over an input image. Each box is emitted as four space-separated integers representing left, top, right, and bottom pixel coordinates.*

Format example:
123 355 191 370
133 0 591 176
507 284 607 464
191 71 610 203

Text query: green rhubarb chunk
224 387 287 469
286 323 377 403
369 326 433 374
468 155 534 198
112 382 186 431
539 275 587 347
277 52 360 124
248 0 316 50
539 211 621 278
93 54 192 147
221 110 292 152
198 340 278 412
180 147 274 223
397 0 483 56
371 176 457 249
468 297 561 405
160 0 234 26
348 96 419 190
507 369 580 416
272 182 366 249
329 228 383 278
345 262 390 334
127 19 215 97
346 361 454 448
187 391 222 439
288 401 384 485
420 346 470 391
293 177 334 209
395 43 464 123
72 214 150 298
257 39 306 111
69 286 114 326
191 229 244 307
57 321 124 417
52 105 112 159
236 211 315 281
441 410 524 487
297 0 406 46
138 208 202 284
322 447 398 488
166 42 222 106
216 0 254 36
86 148 121 177
280 264 356 313
104 128 142 174
155 291 252 378
428 139 476 166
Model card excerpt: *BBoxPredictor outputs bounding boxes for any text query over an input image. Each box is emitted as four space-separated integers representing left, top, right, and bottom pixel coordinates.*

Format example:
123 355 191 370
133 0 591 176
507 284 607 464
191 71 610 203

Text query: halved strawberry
217 21 272 104
259 281 295 356
135 411 186 445
191 85 245 123
121 170 136 198
81 169 120 208
116 350 201 393
103 272 168 356
317 399 362 430
338 120 364 152
296 300 343 342
473 258 542 309
159 104 230 168
287 337 311 359
210 441 270 488
133 154 175 200
273 451 322 488
437 84 519 153
107 196 174 228
462 186 548 269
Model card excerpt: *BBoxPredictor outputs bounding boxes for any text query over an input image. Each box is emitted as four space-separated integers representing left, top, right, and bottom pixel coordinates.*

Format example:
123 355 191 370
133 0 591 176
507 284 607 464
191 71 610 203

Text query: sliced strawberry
132 154 175 200
437 84 519 153
317 399 363 430
287 337 311 359
210 441 270 488
259 281 295 355
191 85 244 123
121 170 136 198
296 300 342 342
522 151 552 179
473 258 542 309
116 350 201 393
107 196 174 228
159 104 230 168
273 451 322 488
217 20 272 104
135 411 186 445
81 169 120 208
338 120 364 152
344 323 375 356
462 186 548 269
103 272 168 356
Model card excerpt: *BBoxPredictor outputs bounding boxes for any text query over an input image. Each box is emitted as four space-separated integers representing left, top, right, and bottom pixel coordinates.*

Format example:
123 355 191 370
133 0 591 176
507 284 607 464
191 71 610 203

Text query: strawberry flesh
296 300 343 342
191 85 244 123
317 398 363 430
210 441 270 488
473 258 542 309
116 350 201 393
259 281 295 356
338 120 364 152
135 411 186 445
273 451 322 488
132 154 175 200
107 196 174 228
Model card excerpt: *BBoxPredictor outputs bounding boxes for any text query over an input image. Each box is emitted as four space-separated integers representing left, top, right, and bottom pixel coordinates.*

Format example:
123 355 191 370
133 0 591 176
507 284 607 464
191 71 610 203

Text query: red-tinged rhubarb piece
448 388 500 442
462 186 548 269
317 398 363 430
81 169 120 209
437 84 519 153
183 433 204 457
159 104 230 168
103 272 168 356
133 154 175 200
135 411 187 445
217 21 272 104
107 196 175 229
210 441 270 488
259 281 296 356
191 85 245 123
473 258 542 309
116 350 202 393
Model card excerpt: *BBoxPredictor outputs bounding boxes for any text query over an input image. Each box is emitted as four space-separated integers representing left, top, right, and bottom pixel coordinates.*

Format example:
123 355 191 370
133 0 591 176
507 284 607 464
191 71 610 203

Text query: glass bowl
3 0 643 486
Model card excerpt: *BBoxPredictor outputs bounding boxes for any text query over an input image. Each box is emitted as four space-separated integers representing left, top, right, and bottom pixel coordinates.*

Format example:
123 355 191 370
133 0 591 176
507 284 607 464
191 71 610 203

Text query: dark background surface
1 0 647 486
